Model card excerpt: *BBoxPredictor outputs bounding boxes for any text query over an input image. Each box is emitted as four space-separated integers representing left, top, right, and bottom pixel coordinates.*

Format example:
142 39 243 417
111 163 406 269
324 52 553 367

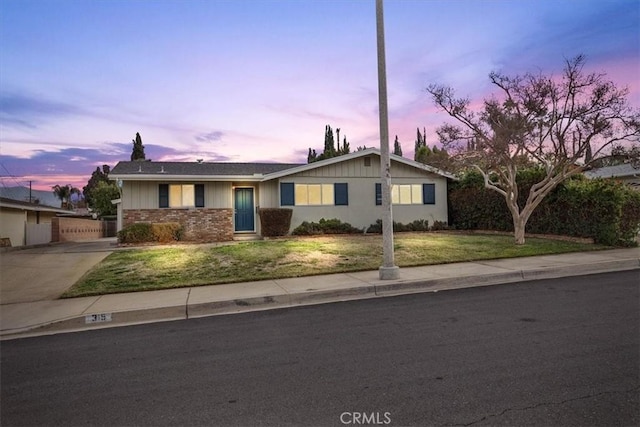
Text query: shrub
118 223 153 244
151 222 183 243
431 220 449 231
292 218 361 235
258 208 292 237
366 219 432 233
118 222 183 244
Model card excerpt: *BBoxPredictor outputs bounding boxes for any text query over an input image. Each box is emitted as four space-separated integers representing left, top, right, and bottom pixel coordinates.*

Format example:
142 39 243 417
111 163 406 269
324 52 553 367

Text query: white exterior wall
0 209 26 246
258 180 279 208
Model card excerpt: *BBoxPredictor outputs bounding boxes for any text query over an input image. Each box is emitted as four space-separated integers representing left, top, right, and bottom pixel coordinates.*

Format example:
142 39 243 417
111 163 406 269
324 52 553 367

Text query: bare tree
427 55 640 244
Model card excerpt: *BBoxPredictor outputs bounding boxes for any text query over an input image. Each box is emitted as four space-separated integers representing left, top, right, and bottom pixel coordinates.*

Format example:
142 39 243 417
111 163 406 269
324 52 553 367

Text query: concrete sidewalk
1 241 638 339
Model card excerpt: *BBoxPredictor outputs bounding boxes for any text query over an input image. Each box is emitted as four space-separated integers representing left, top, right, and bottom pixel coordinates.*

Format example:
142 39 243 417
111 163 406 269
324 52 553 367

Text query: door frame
233 186 256 233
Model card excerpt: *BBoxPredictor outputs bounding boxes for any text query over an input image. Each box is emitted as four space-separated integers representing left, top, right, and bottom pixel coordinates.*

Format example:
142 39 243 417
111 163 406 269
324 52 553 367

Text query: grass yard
62 232 606 298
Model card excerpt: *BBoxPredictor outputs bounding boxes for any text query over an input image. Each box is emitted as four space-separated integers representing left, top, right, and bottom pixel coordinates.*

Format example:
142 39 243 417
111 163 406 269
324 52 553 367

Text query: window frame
159 184 204 208
280 182 348 207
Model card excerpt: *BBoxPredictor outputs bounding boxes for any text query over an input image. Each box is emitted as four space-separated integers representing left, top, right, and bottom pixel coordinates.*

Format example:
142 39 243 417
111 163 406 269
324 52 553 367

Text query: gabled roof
109 148 457 182
584 163 640 179
261 148 457 181
110 161 304 181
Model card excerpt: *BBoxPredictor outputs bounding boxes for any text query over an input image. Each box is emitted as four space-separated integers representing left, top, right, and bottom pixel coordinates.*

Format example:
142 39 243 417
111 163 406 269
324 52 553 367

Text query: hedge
258 208 292 237
292 218 361 235
448 169 640 246
117 222 183 244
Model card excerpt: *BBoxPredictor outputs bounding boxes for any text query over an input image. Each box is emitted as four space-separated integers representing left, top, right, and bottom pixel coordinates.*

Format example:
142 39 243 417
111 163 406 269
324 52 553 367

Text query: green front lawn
62 232 606 298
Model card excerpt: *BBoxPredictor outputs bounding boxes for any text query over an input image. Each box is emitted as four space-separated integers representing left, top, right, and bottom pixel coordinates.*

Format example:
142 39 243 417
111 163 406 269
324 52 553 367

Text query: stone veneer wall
123 208 234 242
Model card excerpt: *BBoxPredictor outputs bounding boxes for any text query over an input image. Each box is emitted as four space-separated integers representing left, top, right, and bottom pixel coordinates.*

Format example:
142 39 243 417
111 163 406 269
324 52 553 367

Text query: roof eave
109 174 264 182
0 201 69 213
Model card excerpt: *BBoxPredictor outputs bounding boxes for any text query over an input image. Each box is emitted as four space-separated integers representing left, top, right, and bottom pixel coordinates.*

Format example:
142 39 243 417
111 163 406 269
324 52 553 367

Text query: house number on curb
85 313 112 324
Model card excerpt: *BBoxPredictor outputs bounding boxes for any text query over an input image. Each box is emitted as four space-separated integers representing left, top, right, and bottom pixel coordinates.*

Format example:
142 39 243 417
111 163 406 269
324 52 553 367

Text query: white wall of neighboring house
0 209 26 246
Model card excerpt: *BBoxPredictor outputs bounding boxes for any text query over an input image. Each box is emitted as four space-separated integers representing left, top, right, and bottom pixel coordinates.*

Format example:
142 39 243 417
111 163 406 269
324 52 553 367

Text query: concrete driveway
0 239 116 304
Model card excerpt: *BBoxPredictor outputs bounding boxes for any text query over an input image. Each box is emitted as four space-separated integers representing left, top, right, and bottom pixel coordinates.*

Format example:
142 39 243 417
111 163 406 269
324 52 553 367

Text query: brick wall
123 208 234 242
52 217 105 242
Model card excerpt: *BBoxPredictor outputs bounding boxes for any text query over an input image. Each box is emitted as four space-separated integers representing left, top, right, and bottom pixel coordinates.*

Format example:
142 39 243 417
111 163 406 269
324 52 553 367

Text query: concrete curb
3 258 638 339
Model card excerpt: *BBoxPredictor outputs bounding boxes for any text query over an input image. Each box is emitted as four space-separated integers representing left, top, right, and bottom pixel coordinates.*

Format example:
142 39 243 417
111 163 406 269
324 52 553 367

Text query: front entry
234 188 255 232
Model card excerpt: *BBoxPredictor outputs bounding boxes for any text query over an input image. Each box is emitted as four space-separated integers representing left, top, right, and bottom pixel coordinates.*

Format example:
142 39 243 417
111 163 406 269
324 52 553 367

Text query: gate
26 223 51 245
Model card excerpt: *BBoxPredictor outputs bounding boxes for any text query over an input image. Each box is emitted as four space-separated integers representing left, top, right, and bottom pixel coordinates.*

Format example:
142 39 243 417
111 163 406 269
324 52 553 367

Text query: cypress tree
131 132 146 161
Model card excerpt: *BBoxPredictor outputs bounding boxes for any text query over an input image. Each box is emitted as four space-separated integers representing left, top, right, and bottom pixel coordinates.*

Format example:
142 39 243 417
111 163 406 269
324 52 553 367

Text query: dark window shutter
159 184 169 208
334 183 348 206
423 183 435 204
195 184 205 207
375 183 382 205
281 182 294 206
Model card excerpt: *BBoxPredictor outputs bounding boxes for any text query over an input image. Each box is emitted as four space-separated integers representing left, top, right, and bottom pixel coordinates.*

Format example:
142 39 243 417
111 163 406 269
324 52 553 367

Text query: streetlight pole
376 0 399 280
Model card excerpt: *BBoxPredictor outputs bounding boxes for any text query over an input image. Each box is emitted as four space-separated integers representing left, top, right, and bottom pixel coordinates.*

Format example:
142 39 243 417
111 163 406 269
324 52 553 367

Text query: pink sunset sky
1 0 638 191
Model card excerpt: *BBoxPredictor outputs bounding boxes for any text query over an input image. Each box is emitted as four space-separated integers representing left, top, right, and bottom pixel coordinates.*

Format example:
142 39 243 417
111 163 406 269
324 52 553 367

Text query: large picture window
376 183 435 205
295 184 334 206
159 184 204 208
281 182 348 206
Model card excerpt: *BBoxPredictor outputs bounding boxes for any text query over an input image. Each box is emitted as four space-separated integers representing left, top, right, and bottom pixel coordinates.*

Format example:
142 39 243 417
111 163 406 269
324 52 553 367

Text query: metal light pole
376 0 399 280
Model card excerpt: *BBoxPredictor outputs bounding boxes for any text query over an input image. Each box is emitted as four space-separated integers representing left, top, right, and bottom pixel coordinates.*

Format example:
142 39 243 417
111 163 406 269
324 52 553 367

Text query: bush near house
258 208 292 237
448 169 640 246
292 218 361 235
118 222 183 244
365 219 431 233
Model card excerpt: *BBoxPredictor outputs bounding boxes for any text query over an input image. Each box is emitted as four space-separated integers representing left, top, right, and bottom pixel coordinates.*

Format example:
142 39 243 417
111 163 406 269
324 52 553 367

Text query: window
159 184 204 208
295 184 334 205
280 183 348 206
375 183 435 205
364 157 371 167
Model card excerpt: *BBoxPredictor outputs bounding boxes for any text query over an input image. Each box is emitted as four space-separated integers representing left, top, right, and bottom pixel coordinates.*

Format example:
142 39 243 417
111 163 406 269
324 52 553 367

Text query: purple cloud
194 131 225 142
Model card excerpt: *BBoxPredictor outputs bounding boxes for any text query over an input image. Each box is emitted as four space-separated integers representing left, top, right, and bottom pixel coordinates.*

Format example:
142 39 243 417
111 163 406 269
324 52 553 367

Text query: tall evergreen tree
323 125 336 157
414 127 427 160
131 132 146 161
308 124 351 163
307 148 318 163
393 135 403 156
341 136 350 155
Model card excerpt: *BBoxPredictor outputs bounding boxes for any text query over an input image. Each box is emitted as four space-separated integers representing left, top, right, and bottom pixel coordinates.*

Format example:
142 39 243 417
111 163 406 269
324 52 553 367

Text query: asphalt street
1 270 638 426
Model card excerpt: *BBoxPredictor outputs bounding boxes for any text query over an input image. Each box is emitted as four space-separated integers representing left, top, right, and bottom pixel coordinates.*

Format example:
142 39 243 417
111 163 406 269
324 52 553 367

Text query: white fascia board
0 201 68 213
109 174 263 182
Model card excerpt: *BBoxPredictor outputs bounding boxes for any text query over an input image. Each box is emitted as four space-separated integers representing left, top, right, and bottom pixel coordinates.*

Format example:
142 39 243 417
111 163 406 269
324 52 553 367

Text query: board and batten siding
271 156 449 232
121 181 232 209
258 180 279 208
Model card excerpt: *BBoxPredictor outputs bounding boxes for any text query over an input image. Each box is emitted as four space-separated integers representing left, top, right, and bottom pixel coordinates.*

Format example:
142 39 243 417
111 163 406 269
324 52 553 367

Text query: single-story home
0 198 70 247
584 163 640 190
109 148 456 241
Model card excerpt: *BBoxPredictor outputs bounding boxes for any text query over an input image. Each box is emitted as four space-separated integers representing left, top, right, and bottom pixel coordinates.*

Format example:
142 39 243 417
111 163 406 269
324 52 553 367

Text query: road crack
447 386 640 426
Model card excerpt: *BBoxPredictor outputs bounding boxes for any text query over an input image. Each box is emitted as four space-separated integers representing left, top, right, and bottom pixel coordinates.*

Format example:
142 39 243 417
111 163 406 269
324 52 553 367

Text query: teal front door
234 188 254 232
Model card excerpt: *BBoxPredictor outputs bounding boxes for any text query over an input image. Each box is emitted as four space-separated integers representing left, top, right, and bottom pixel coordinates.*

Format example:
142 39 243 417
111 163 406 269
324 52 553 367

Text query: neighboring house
584 163 640 190
0 198 70 247
109 148 456 241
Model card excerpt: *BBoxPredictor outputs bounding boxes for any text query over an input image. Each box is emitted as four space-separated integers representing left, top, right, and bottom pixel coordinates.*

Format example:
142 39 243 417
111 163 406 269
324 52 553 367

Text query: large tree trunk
513 214 527 245
506 196 531 245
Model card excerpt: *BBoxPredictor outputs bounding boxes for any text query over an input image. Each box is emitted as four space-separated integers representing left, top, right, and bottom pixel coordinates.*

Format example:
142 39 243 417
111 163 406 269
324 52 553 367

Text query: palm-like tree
52 184 81 209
